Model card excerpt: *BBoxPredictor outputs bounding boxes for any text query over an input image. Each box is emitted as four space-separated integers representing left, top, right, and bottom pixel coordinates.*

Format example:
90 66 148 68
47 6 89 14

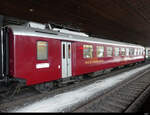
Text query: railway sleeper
91 102 115 112
107 96 130 107
127 84 148 91
97 106 113 112
118 87 142 95
114 89 137 97
103 99 126 110
98 101 122 112
126 86 147 92
132 82 149 86
114 93 136 102
134 80 150 84
116 91 139 99
82 104 108 112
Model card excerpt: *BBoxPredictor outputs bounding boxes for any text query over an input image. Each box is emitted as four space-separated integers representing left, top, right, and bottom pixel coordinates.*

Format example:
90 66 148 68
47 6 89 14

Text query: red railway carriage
0 22 145 86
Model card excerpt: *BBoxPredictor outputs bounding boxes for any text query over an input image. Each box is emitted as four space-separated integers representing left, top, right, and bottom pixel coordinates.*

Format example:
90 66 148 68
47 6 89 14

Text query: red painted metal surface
9 34 145 86
74 42 144 76
10 35 61 85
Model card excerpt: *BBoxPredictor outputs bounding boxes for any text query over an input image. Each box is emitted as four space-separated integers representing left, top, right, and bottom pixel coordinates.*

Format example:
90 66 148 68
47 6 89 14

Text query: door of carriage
61 42 72 78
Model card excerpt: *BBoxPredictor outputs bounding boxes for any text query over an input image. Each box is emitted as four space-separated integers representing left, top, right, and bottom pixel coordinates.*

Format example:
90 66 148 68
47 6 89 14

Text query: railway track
73 65 150 112
0 62 149 112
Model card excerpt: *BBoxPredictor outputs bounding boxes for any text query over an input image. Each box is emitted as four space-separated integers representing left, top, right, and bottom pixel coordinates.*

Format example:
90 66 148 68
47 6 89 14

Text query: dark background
0 0 150 46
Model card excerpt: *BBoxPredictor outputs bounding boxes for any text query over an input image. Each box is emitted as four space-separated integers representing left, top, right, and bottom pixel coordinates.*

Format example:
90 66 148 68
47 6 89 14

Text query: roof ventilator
25 22 48 30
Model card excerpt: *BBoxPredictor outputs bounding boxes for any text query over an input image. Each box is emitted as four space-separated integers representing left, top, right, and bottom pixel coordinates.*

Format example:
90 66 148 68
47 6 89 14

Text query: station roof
0 0 150 46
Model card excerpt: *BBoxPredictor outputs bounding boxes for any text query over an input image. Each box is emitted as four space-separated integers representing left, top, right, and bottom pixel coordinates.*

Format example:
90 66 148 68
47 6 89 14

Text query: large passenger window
129 48 134 56
115 47 120 56
83 45 93 58
126 48 129 56
141 49 143 55
134 49 137 56
37 41 48 60
96 46 104 58
142 49 145 55
121 48 125 56
137 49 140 55
107 47 113 57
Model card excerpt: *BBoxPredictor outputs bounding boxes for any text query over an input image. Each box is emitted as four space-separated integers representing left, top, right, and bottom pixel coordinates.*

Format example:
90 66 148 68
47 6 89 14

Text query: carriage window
63 44 65 59
126 48 129 56
140 49 143 55
147 50 150 56
139 49 141 55
140 49 142 55
142 49 144 55
142 49 145 55
115 47 120 56
37 41 48 60
137 49 140 55
96 46 104 58
121 48 125 56
134 49 137 56
107 47 113 57
83 45 93 58
68 44 71 59
129 48 134 56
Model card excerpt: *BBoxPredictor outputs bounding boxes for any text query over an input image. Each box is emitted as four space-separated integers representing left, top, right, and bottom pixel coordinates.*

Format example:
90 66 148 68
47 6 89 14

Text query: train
145 47 150 60
0 22 146 94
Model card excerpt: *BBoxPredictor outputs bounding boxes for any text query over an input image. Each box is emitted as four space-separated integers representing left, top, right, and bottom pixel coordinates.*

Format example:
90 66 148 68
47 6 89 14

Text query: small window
63 44 65 59
68 44 71 59
37 41 48 60
115 47 120 56
121 48 125 56
83 45 93 58
126 48 129 56
97 46 104 58
107 47 113 57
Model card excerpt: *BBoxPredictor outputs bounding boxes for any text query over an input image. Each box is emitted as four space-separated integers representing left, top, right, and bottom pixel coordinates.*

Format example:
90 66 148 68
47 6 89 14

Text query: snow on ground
12 64 150 112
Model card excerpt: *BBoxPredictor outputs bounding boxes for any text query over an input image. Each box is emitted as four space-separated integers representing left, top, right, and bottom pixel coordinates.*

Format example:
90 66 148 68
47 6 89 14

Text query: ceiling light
29 8 34 12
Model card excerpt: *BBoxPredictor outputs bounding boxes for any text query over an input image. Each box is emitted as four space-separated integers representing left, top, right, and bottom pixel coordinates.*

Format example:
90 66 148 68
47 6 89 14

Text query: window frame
96 46 104 58
134 48 137 56
114 47 120 56
83 44 93 59
137 48 140 55
121 48 126 56
129 48 134 56
106 47 113 57
37 41 48 61
126 48 130 56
